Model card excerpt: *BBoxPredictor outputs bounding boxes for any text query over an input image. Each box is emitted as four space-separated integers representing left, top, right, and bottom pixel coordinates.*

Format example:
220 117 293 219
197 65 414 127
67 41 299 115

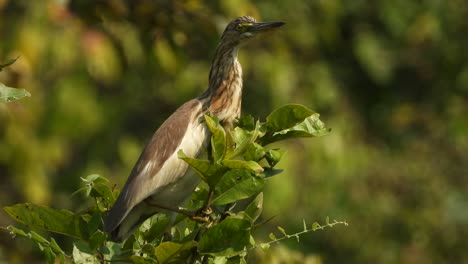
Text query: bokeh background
1 0 467 263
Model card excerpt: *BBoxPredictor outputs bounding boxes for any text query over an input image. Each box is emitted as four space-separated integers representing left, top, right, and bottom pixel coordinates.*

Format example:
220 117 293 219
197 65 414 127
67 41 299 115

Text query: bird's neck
201 45 243 127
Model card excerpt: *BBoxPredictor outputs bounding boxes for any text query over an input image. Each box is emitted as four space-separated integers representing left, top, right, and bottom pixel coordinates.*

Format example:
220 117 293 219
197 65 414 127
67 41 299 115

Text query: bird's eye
236 23 252 32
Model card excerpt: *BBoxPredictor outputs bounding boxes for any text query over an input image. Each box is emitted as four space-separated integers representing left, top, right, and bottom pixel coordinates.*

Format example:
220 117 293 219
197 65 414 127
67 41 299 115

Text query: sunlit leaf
73 242 99 264
178 150 227 187
261 113 330 145
4 203 88 239
213 169 265 205
0 83 30 102
268 233 276 240
198 217 251 256
221 159 264 172
265 104 314 132
205 114 226 163
6 226 28 237
243 143 266 161
155 241 197 263
29 231 48 244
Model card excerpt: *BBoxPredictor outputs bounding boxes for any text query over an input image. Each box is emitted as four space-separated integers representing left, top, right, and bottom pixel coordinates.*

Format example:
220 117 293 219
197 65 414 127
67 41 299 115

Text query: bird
104 16 285 242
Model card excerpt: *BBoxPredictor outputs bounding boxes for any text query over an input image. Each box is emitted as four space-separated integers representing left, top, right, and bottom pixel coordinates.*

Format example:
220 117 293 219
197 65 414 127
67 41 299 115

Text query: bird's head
220 16 285 46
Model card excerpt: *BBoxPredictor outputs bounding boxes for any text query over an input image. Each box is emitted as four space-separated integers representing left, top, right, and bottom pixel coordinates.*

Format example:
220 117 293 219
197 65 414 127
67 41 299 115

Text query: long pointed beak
248 21 285 33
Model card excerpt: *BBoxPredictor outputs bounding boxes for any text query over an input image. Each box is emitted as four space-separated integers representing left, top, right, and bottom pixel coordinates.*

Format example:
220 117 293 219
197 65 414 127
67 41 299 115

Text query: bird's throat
203 46 243 127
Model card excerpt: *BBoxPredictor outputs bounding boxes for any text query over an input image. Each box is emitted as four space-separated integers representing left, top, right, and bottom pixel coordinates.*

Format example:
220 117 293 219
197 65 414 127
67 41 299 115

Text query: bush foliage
4 104 346 263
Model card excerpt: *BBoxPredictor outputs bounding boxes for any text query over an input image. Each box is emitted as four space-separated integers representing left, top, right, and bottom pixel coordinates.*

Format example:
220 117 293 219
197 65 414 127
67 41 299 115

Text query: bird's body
104 16 284 242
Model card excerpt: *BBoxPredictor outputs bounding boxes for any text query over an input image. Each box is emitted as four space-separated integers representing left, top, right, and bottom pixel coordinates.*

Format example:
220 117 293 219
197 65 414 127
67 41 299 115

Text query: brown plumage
104 16 285 242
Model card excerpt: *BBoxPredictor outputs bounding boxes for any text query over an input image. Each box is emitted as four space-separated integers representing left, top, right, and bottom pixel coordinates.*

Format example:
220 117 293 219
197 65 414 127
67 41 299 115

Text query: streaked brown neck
200 43 243 126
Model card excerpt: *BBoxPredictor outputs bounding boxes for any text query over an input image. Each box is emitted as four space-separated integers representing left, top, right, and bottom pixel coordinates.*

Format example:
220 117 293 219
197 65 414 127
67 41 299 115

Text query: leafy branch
2 104 339 264
256 217 349 251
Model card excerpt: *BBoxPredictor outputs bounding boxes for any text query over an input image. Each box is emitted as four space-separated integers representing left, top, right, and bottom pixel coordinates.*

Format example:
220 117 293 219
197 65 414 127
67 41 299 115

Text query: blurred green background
1 0 467 263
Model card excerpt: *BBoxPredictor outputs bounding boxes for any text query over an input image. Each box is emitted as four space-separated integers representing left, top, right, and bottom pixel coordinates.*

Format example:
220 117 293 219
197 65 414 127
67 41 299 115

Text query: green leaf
72 243 99 264
235 115 255 130
143 215 170 242
43 246 56 264
205 114 226 163
264 149 285 167
0 56 19 71
221 160 264 172
50 238 65 255
259 243 270 250
227 122 262 159
178 150 227 187
198 217 251 256
130 255 157 264
261 113 330 145
243 143 266 162
244 192 263 223
277 226 287 236
312 222 320 231
90 182 116 206
268 233 276 240
88 231 107 250
4 203 88 239
29 231 49 244
155 241 197 263
0 83 31 102
213 169 265 206
265 104 314 132
6 226 28 237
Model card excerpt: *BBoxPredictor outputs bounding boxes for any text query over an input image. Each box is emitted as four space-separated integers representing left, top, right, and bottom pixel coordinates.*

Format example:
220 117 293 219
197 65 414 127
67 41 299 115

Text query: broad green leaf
265 104 314 132
90 182 116 206
88 231 107 250
213 169 265 206
243 143 266 162
4 203 88 239
221 160 264 172
198 217 251 256
155 241 197 263
244 192 263 223
261 113 330 145
178 150 227 187
0 83 30 102
205 114 226 163
0 56 19 71
227 121 262 159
